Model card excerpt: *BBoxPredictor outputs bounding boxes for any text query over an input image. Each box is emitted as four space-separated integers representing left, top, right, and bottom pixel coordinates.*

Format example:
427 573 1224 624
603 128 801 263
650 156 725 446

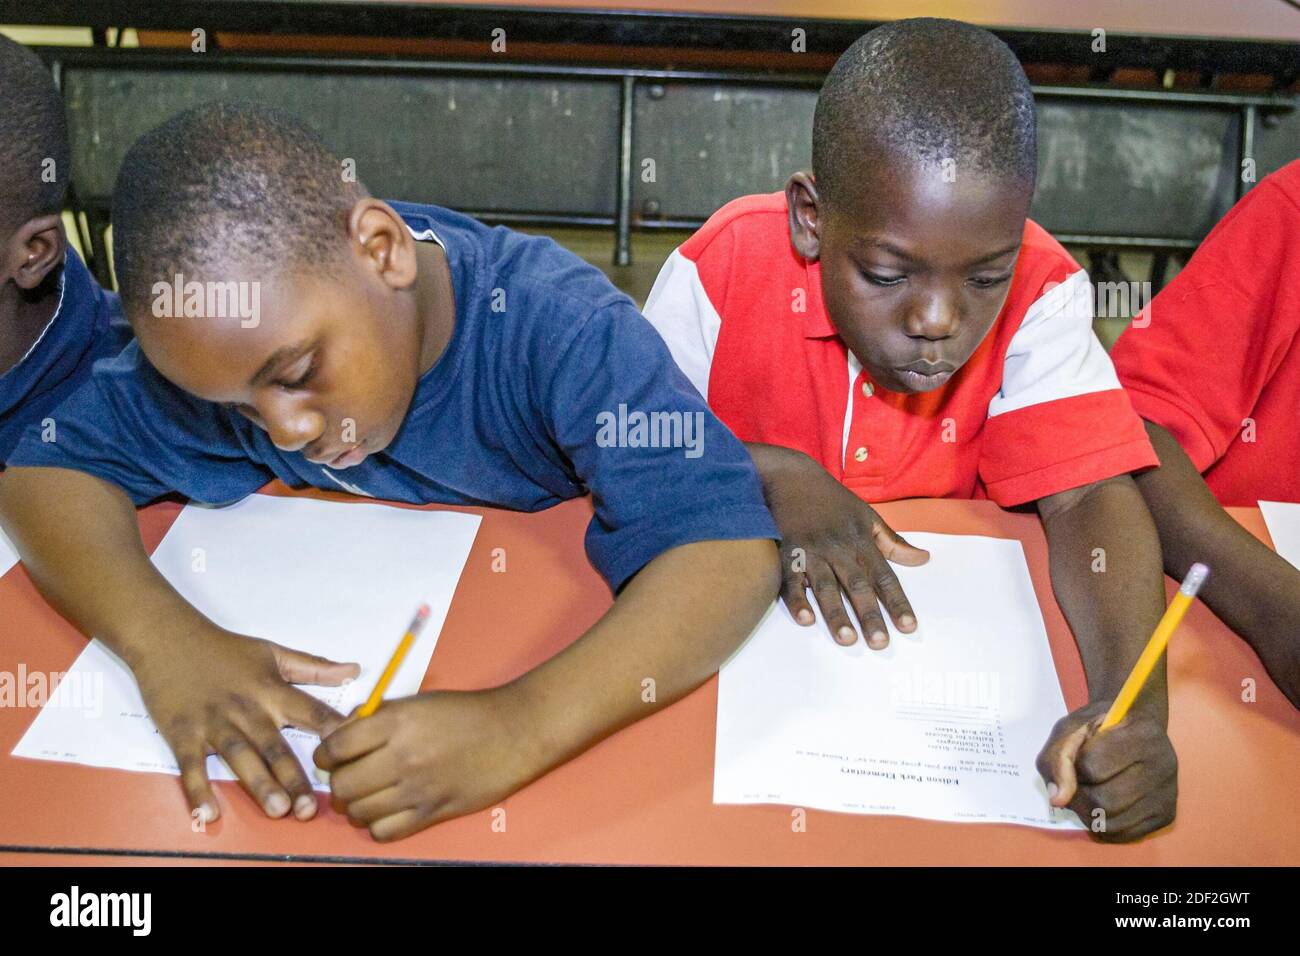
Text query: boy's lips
328 446 368 469
307 442 368 469
894 360 956 390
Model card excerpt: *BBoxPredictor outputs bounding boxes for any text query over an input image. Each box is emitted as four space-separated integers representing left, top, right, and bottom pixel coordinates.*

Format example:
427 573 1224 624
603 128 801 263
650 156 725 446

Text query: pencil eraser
1181 563 1209 595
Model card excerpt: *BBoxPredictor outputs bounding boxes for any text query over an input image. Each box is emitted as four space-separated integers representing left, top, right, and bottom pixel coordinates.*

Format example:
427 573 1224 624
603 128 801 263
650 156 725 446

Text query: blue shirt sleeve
542 297 778 591
6 341 274 505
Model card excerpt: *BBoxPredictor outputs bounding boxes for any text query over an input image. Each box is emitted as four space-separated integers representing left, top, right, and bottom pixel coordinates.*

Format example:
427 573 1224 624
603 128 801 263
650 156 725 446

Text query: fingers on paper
807 555 862 646
274 644 361 686
211 719 293 819
171 734 220 825
778 546 816 627
871 520 930 568
278 684 347 737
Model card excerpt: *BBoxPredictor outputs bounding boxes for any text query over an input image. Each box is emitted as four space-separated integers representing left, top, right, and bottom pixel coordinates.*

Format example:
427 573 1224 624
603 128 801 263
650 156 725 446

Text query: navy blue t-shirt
0 246 130 463
9 202 777 591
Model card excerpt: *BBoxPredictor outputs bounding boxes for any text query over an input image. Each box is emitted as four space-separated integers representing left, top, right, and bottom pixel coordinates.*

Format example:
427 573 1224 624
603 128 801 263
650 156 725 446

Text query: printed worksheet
0 526 17 579
714 532 1083 829
13 495 481 791
1260 500 1300 570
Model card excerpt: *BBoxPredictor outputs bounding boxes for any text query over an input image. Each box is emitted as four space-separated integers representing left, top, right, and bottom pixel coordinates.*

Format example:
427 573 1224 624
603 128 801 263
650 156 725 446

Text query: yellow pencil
356 602 432 719
315 603 433 785
1099 563 1208 731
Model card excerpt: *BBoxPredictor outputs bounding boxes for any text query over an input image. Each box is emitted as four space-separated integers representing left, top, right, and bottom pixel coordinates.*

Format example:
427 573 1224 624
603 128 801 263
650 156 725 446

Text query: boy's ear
347 199 417 290
7 214 66 291
786 172 822 262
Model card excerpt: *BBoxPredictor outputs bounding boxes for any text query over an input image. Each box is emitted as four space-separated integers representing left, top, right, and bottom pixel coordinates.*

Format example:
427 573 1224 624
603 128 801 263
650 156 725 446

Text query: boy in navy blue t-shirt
0 35 128 463
0 104 780 841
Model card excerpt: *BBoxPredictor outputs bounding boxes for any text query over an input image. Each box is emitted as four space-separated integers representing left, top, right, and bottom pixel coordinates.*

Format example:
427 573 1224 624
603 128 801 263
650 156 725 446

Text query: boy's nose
906 294 960 340
260 399 327 452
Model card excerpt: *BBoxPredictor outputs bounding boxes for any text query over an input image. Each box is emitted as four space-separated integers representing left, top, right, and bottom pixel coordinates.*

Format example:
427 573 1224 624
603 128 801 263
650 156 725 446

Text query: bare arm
0 466 359 822
1034 474 1178 842
317 536 781 840
511 536 780 763
0 466 212 668
1039 474 1168 721
1134 420 1300 708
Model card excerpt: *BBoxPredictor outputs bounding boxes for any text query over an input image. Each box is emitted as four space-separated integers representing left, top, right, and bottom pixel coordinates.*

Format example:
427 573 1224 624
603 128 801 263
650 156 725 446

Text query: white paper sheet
13 495 480 790
1260 500 1300 570
0 525 18 578
714 532 1083 829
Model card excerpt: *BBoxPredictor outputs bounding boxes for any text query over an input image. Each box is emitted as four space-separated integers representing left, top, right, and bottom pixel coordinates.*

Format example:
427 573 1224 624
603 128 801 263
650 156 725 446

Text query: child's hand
758 446 929 647
1036 701 1178 842
130 628 359 825
314 688 537 841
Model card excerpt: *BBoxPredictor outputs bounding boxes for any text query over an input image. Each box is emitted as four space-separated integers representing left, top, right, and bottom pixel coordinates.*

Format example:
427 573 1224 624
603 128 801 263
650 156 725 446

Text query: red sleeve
1110 166 1300 472
980 390 1158 506
976 240 1158 506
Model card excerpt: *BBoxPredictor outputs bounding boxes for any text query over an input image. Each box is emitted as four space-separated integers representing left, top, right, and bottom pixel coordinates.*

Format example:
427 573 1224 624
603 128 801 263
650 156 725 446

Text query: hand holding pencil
1035 564 1207 841
314 603 431 785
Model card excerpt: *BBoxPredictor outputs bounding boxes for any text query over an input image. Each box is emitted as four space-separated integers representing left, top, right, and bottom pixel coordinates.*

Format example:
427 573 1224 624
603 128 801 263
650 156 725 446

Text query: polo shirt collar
404 219 447 252
4 259 67 378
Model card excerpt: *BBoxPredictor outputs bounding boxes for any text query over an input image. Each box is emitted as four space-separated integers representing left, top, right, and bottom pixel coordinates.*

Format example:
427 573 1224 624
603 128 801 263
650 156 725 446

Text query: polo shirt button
862 381 875 397
854 446 869 462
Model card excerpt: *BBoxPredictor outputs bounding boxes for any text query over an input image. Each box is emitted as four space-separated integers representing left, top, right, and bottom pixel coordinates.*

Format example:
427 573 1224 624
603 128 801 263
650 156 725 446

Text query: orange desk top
0 489 1296 865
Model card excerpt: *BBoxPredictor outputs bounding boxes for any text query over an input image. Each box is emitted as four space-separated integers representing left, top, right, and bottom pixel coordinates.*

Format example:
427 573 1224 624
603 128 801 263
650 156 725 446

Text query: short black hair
0 34 70 232
812 18 1037 206
112 101 366 319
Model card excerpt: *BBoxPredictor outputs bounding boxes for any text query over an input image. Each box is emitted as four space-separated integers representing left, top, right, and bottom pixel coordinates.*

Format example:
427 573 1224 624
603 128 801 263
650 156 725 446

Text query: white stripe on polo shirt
988 268 1121 418
643 247 723 400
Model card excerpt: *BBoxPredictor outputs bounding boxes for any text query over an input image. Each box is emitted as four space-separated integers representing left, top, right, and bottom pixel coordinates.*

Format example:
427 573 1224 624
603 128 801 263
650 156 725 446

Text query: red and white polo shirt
1110 160 1300 507
643 191 1157 506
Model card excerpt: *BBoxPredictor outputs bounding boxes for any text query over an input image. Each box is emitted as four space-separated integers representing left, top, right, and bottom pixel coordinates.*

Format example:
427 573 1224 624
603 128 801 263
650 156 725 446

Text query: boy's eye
968 274 1013 289
860 270 906 287
278 355 319 390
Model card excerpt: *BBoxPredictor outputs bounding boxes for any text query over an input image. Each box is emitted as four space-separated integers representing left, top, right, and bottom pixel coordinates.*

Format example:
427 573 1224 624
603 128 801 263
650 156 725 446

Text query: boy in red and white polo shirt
646 19 1176 842
1111 159 1300 710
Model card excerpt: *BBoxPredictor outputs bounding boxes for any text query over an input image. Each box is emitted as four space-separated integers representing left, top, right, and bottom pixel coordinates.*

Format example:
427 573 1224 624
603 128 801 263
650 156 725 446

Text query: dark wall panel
60 62 1295 246
631 83 815 220
62 66 621 215
1032 101 1240 239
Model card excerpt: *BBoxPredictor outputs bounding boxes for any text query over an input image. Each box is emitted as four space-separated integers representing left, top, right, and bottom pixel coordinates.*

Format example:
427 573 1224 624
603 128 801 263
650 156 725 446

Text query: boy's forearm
0 466 210 669
1135 420 1300 647
505 536 780 772
1039 475 1169 723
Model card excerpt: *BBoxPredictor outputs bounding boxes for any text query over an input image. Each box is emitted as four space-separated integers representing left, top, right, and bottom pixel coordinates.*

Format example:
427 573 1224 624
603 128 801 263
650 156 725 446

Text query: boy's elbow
713 537 782 636
691 536 781 609
740 536 782 603
722 538 780 621
0 467 32 527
